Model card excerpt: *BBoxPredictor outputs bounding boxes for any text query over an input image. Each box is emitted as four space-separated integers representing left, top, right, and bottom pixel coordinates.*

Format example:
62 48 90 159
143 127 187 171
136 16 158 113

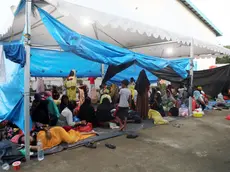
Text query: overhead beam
127 41 178 49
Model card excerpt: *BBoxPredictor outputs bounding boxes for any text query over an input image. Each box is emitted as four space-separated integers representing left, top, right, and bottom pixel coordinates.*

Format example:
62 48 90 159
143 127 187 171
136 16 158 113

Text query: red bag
77 123 93 132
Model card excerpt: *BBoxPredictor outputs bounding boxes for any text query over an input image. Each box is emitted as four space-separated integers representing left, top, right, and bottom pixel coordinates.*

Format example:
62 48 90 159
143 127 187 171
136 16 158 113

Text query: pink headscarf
43 91 52 99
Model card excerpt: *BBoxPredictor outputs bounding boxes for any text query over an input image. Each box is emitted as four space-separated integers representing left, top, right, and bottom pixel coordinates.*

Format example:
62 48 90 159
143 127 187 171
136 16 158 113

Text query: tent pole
101 64 105 78
189 38 194 116
24 0 32 161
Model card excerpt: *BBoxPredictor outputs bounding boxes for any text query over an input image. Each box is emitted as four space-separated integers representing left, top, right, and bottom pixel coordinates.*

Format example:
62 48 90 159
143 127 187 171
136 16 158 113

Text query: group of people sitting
5 68 229 152
30 70 136 134
148 84 210 117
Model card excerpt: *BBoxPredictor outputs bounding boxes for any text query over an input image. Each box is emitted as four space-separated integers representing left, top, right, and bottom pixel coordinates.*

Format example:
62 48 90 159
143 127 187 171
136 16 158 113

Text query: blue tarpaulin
0 62 32 133
38 8 189 79
31 48 102 77
3 41 26 67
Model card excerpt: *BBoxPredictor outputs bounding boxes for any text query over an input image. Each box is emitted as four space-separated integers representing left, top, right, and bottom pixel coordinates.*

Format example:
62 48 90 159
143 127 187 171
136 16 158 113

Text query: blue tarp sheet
0 61 31 133
3 41 26 67
31 48 102 77
37 8 189 79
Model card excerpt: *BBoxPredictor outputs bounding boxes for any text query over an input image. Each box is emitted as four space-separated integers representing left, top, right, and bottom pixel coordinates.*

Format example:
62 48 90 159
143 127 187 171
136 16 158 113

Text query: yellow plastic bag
148 109 169 125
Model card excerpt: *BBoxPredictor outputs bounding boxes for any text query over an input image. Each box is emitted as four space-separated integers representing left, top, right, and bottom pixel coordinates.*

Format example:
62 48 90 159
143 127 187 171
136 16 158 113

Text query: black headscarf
78 97 97 126
96 98 114 122
150 88 156 104
30 94 49 124
59 95 75 113
135 70 150 95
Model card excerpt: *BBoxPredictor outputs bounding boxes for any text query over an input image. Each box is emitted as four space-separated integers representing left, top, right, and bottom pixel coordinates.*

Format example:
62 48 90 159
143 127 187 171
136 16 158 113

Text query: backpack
0 140 24 165
127 111 142 123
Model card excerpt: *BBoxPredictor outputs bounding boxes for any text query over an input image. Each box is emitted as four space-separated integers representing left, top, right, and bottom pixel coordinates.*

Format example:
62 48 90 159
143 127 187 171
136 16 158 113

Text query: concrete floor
21 110 230 172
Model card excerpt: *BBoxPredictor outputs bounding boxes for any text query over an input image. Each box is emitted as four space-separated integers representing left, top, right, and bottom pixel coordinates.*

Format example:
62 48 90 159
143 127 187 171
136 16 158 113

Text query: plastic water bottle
37 140 44 161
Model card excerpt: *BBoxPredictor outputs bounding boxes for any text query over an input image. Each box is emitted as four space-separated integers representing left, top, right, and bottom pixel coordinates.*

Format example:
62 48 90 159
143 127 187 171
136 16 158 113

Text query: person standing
135 70 150 119
36 77 45 93
88 77 96 90
116 79 131 131
64 70 77 102
129 77 135 87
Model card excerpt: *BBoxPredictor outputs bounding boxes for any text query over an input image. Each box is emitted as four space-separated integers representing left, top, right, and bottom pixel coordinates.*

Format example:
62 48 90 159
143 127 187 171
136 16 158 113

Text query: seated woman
162 89 177 115
52 86 60 100
59 95 75 113
193 87 206 110
57 104 86 129
150 87 166 117
197 86 208 104
100 89 112 104
43 91 60 126
78 97 97 126
30 93 50 125
96 98 115 123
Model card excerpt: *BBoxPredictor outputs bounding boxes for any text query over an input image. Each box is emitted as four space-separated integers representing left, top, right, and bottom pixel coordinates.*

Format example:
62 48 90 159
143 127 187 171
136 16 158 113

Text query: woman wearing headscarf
193 86 206 110
96 98 115 122
59 95 75 113
44 91 60 126
154 87 166 116
100 89 112 104
52 86 60 100
30 93 50 125
78 97 97 126
36 77 45 93
135 70 150 119
64 70 77 102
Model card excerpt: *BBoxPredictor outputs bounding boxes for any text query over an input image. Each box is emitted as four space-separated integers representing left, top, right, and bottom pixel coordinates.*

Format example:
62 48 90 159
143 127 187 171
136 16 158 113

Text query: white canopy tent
1 0 230 57
1 0 230 161
0 0 21 36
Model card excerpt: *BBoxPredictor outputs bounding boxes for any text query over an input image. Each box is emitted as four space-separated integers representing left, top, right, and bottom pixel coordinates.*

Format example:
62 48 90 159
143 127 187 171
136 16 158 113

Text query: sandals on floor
105 143 116 149
84 142 97 149
126 134 139 139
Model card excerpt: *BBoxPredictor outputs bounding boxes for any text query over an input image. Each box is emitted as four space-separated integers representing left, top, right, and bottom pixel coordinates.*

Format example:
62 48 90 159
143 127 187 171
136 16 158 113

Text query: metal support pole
101 64 105 78
189 38 194 116
24 0 32 161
